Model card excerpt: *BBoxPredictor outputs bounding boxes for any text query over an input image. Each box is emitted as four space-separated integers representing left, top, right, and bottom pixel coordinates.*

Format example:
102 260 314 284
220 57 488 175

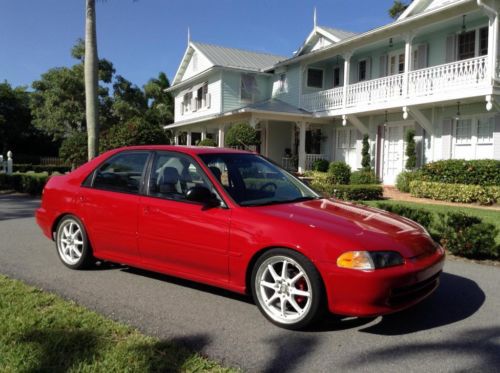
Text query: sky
0 0 395 90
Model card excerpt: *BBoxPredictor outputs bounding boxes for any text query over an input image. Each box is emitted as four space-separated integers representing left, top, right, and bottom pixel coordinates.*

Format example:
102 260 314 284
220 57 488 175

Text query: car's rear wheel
251 248 324 330
56 215 94 269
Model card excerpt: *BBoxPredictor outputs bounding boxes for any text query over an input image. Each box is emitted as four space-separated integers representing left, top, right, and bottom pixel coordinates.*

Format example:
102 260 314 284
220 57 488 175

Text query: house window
358 60 367 81
458 30 476 60
455 119 472 145
241 74 257 102
477 117 494 144
479 27 488 56
307 68 323 88
333 67 340 87
182 91 192 113
306 129 322 154
195 82 208 110
278 73 287 93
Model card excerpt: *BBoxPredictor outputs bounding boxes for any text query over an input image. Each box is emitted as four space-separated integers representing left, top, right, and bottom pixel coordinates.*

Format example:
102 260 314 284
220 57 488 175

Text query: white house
166 0 500 184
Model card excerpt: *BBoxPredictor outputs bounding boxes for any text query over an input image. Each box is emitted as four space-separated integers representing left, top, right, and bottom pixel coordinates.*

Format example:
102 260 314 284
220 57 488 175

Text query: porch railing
300 56 489 113
305 154 327 170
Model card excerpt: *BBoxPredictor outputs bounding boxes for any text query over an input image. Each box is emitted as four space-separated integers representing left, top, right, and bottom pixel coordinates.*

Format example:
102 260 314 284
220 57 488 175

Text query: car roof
111 145 255 156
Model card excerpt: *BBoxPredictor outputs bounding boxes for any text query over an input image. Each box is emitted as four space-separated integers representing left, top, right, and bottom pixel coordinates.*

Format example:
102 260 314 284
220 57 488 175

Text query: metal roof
192 42 287 72
242 99 311 115
317 26 358 41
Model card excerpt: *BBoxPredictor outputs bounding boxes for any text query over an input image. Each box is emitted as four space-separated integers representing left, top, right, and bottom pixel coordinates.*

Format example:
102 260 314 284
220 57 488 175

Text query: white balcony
301 56 490 114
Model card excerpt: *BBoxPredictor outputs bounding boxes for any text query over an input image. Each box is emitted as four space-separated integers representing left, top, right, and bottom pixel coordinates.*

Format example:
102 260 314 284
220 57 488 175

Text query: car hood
254 198 436 258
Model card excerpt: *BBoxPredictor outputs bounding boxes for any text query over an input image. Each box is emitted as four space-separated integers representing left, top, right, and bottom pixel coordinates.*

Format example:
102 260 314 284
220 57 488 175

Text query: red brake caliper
295 278 307 305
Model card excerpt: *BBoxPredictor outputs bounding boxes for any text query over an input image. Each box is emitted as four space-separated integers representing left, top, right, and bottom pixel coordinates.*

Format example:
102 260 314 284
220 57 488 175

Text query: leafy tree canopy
388 0 411 19
225 123 260 148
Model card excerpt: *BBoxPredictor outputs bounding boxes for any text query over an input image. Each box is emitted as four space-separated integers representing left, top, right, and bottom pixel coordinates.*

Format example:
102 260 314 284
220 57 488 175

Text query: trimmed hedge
396 170 422 193
197 138 217 147
435 212 499 259
327 161 351 185
350 170 380 185
409 180 498 205
376 202 433 228
312 159 329 172
0 172 50 195
421 159 500 186
311 180 383 201
14 164 71 174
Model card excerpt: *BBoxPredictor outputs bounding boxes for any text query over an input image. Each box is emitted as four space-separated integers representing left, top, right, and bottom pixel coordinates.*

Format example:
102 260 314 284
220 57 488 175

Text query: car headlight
337 251 404 270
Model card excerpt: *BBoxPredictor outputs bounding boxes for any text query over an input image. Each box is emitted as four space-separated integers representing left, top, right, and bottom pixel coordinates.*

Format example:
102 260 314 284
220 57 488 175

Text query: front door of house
382 124 411 185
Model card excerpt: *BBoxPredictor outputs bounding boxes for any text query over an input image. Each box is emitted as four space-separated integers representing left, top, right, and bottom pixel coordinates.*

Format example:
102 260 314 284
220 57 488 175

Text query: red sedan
36 146 445 329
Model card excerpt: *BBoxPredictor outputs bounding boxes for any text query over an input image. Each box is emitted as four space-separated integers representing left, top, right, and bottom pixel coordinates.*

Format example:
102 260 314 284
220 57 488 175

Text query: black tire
251 248 325 330
55 215 94 270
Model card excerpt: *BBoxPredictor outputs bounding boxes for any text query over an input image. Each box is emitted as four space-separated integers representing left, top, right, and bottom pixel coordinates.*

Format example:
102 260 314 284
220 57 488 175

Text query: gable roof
172 41 287 86
398 0 458 20
295 25 357 56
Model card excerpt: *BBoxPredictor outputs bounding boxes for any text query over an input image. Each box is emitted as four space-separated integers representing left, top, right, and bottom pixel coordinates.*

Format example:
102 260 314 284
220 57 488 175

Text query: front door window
383 125 411 185
389 51 405 75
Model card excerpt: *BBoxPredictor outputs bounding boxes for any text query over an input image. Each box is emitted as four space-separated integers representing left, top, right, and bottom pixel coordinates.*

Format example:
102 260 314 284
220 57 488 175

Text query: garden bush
0 172 50 195
197 138 217 147
396 170 422 193
225 123 259 148
351 170 380 185
434 212 499 259
14 164 71 174
312 159 329 172
375 202 433 229
327 161 351 185
420 159 500 186
310 180 382 201
409 180 497 205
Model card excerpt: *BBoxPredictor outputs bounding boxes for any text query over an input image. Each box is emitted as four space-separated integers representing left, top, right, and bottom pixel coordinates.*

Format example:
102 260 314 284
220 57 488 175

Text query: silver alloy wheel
255 255 313 325
57 219 84 265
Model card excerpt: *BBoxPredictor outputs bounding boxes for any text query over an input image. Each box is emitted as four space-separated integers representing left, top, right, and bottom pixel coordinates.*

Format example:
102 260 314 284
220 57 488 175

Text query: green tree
144 72 174 126
112 75 148 122
59 131 88 167
388 1 411 19
361 134 371 170
405 128 417 170
0 82 31 153
225 123 260 148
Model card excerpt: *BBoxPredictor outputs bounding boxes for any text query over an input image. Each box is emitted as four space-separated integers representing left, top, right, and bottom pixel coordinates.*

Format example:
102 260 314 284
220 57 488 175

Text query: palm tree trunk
85 0 99 160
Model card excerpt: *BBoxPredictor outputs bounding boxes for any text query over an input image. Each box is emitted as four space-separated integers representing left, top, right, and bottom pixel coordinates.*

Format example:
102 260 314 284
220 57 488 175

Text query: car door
138 151 231 285
78 150 151 264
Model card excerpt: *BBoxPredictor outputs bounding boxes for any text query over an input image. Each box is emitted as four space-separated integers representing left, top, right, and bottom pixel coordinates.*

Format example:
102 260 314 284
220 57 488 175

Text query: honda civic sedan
36 146 445 329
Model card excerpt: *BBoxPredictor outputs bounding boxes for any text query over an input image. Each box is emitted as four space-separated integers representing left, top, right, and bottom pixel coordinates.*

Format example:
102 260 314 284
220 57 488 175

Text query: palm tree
85 0 99 160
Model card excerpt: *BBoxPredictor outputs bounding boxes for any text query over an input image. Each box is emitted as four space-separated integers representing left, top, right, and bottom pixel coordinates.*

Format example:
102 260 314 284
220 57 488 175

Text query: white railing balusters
305 154 327 170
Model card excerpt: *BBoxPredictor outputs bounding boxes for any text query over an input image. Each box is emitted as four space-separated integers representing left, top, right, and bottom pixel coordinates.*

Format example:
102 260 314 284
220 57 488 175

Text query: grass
363 200 500 244
0 274 237 373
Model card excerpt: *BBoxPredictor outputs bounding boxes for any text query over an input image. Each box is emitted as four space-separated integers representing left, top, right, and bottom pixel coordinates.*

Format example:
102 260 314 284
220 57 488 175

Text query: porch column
489 13 499 81
403 33 414 98
201 128 207 141
186 131 192 146
218 124 225 148
172 130 178 145
297 121 307 173
342 52 352 109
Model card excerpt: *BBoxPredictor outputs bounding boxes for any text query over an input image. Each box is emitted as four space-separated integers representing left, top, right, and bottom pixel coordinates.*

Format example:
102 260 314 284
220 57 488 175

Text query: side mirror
186 186 220 208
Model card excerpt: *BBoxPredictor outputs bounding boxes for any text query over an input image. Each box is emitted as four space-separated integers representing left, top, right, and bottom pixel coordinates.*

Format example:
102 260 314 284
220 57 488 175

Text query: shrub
60 131 88 167
14 164 71 173
409 180 497 205
435 212 499 259
0 172 49 195
312 159 329 172
328 161 351 185
310 180 382 201
197 138 217 147
405 129 417 170
351 170 380 185
375 202 433 229
396 170 422 193
420 159 500 186
225 123 260 148
361 134 371 170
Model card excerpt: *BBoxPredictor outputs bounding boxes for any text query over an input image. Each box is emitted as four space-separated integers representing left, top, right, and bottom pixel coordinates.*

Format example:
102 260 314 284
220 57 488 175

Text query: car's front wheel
251 248 324 330
56 215 94 269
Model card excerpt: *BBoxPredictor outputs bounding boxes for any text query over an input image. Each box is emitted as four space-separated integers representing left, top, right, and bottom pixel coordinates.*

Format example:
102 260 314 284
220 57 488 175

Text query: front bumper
318 248 445 317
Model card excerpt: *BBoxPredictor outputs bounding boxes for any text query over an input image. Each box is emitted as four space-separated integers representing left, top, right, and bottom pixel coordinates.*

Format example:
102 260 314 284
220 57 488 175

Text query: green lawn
0 275 237 373
364 200 500 244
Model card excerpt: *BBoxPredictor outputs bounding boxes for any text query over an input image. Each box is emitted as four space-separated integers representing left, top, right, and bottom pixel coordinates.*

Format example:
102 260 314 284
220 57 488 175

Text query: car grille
388 271 441 306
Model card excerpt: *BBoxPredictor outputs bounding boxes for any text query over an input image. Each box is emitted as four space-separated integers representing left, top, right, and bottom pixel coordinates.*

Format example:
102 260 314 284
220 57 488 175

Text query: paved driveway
0 194 499 372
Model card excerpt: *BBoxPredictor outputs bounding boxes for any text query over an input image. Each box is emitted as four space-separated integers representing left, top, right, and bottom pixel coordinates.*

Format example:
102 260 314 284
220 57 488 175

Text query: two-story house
166 0 500 184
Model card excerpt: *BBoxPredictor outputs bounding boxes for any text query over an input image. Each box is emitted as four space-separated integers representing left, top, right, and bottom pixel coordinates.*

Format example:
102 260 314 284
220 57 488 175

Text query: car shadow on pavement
0 194 40 221
359 272 485 335
341 326 500 371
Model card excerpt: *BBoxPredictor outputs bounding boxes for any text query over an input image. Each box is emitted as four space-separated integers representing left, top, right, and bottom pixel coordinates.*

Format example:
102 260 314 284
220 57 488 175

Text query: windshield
198 153 320 206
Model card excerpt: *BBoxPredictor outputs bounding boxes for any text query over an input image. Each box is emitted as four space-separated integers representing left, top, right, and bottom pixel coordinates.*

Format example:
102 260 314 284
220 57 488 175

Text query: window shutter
442 118 453 159
445 34 457 63
354 61 359 82
192 95 197 112
379 54 388 77
366 57 372 80
494 114 500 160
416 44 428 69
207 93 211 109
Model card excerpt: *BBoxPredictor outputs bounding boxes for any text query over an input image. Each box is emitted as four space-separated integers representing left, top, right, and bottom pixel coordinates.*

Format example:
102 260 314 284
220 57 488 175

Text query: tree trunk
85 0 99 160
